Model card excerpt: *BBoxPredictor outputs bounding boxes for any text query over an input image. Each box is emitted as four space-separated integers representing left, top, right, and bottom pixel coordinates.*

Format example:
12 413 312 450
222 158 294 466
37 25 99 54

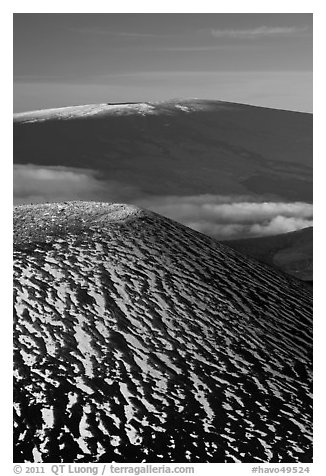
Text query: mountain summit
14 99 312 203
13 99 247 123
14 202 312 463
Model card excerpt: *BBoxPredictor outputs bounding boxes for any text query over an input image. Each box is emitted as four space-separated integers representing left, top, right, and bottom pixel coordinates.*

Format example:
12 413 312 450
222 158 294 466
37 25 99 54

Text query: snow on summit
13 100 219 123
13 102 160 123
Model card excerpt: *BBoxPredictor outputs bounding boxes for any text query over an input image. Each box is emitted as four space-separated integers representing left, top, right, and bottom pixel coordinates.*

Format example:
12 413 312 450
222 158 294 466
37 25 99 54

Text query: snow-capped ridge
13 102 157 123
13 99 227 123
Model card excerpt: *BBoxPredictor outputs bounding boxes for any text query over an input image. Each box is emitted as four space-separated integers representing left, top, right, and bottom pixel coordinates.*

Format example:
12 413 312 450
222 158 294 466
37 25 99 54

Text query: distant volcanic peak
14 202 147 245
13 99 234 123
13 102 158 123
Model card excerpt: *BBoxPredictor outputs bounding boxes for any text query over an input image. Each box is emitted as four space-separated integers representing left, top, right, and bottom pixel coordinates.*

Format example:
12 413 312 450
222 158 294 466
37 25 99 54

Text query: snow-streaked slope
13 100 216 124
13 103 158 123
14 202 312 463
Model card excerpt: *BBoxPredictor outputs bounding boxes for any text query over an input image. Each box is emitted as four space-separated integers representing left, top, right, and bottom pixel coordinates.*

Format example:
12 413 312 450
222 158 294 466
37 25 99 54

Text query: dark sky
13 13 312 112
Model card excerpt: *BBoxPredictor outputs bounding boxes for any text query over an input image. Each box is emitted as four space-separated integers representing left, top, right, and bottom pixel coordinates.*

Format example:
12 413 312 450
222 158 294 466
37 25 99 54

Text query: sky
13 13 312 112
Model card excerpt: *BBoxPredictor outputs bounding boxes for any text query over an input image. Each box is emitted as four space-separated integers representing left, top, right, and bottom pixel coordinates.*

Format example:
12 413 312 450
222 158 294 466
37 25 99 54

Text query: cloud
13 164 141 204
14 169 312 240
211 25 309 39
66 26 159 38
153 45 230 52
136 194 313 239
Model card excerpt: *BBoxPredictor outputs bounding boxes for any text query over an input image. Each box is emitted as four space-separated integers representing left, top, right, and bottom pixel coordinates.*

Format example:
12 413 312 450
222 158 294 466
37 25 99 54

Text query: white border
4 2 323 474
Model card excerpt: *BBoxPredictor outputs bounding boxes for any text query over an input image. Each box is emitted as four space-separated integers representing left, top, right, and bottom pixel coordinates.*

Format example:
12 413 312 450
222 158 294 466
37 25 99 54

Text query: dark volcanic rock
13 202 312 463
223 227 313 282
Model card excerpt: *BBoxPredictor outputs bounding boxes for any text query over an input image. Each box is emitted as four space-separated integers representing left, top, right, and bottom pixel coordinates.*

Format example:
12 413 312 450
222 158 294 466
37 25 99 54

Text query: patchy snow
14 103 157 123
41 407 54 428
174 105 191 112
14 201 312 463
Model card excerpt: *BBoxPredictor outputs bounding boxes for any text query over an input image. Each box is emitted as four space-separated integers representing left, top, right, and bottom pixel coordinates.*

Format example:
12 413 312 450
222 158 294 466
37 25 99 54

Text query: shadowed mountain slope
13 202 312 463
14 100 312 202
223 227 313 282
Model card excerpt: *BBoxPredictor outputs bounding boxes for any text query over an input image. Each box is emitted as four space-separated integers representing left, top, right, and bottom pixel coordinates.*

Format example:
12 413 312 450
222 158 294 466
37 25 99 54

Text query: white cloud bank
13 164 141 204
14 165 312 240
137 194 313 240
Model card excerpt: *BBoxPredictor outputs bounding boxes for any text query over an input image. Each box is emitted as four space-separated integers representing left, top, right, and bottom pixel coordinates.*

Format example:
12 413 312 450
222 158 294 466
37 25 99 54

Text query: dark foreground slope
13 202 312 463
224 227 313 282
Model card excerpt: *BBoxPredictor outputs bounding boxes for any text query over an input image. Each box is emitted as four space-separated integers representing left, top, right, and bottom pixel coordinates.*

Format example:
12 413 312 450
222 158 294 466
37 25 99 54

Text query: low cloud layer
137 194 313 240
13 164 141 204
14 165 312 240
